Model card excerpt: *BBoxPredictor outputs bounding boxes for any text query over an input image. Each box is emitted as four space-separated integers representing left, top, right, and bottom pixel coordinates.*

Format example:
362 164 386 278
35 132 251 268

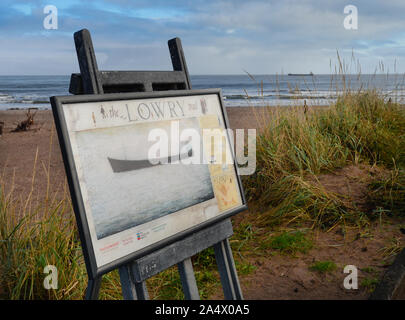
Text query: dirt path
210 217 405 299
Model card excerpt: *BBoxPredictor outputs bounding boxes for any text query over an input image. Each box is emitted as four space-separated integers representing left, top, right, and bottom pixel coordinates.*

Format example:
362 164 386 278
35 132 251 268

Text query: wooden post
85 277 102 300
214 239 243 300
178 259 200 300
118 265 138 300
73 29 103 94
168 37 192 89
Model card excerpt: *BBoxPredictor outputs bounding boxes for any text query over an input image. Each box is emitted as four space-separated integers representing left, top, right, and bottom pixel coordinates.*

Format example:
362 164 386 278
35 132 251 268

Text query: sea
1 74 405 110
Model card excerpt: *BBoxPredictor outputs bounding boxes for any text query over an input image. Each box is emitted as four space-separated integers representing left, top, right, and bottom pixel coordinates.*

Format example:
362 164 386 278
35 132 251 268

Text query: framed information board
51 89 247 278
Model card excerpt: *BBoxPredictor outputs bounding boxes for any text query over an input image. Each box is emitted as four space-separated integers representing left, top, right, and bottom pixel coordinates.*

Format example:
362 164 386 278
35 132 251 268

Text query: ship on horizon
288 72 314 76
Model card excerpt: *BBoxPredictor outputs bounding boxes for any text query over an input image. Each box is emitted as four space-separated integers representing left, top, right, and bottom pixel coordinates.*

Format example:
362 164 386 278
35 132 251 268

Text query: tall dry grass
0 136 123 299
0 159 87 299
244 90 405 229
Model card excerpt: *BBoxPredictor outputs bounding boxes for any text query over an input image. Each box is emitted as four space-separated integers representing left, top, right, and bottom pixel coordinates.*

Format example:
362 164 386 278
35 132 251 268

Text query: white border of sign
51 89 247 279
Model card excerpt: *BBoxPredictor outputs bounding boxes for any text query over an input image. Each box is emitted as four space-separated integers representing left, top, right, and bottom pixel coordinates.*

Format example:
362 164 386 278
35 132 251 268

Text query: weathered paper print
199 114 242 212
75 117 214 239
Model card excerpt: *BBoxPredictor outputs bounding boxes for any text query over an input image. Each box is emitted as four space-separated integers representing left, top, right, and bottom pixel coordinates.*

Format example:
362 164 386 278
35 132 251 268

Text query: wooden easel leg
214 239 243 300
134 281 149 300
85 277 102 300
119 264 137 300
223 238 243 299
177 258 200 300
119 263 149 300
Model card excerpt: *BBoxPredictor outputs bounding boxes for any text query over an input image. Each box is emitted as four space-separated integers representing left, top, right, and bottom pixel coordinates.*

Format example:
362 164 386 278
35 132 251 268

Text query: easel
69 29 243 300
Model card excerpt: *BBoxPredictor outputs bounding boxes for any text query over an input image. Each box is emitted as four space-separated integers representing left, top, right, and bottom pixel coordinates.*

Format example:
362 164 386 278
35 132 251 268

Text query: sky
1 0 405 75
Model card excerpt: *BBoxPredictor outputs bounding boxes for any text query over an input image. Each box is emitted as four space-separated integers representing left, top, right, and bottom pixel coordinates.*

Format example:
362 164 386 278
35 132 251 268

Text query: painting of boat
74 117 215 240
108 148 193 172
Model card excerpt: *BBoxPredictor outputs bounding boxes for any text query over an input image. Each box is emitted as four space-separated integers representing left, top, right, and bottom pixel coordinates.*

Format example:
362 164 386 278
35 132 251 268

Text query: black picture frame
50 88 248 279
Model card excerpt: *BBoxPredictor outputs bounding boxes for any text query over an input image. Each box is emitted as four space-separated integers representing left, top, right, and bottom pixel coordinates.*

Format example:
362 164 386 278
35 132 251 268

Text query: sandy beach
0 107 272 201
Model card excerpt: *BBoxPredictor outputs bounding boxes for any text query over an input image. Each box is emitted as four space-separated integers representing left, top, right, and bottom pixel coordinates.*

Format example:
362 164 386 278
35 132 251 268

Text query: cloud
0 0 404 74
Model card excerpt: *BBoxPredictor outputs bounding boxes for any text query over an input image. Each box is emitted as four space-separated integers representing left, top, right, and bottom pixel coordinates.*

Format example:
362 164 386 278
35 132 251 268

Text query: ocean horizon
1 74 405 110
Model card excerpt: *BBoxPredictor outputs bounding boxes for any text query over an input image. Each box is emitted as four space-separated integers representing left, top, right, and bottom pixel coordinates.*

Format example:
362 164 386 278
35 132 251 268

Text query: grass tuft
368 168 405 217
361 277 379 293
265 231 313 255
309 261 337 273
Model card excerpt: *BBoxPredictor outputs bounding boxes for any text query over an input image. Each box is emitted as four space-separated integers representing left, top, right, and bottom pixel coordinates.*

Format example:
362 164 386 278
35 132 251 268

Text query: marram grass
244 90 405 228
0 184 87 299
